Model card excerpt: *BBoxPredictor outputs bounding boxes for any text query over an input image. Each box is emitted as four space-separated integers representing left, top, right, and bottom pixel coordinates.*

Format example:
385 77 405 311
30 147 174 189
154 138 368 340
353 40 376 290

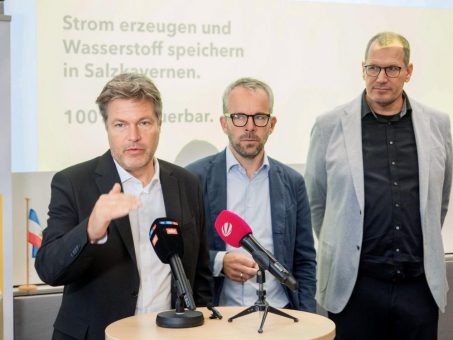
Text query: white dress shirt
114 159 172 314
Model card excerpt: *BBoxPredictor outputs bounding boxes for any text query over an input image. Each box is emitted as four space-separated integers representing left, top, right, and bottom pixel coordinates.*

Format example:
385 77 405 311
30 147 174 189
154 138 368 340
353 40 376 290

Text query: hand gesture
87 183 140 242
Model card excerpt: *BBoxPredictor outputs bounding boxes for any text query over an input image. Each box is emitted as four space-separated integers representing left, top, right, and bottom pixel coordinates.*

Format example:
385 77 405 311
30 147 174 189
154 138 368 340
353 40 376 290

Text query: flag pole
18 197 37 292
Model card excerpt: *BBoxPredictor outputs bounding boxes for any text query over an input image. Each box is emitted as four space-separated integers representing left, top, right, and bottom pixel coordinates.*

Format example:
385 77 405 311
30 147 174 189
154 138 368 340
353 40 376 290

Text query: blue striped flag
27 208 42 258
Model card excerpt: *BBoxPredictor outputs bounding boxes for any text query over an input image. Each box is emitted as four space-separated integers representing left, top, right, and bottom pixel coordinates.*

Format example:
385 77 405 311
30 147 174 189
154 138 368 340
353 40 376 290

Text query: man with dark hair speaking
35 73 212 339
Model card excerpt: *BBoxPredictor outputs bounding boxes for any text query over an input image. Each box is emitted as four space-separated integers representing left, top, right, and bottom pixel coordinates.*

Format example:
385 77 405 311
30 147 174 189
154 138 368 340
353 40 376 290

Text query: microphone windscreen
149 218 184 264
214 210 252 248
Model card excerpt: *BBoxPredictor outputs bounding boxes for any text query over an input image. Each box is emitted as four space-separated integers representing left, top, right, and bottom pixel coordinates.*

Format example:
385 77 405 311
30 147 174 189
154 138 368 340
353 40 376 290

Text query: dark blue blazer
186 149 316 312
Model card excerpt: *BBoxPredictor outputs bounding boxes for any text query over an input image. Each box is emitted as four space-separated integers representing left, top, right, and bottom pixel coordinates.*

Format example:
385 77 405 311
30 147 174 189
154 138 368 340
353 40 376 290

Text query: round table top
105 306 335 340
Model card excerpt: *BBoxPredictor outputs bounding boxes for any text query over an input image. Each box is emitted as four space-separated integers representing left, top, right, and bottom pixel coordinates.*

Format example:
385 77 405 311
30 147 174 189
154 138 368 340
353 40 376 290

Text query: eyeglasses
224 113 271 127
363 65 402 78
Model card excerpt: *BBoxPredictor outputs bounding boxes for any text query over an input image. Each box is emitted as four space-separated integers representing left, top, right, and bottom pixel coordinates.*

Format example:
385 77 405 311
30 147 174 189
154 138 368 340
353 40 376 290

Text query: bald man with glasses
186 77 316 312
305 31 452 339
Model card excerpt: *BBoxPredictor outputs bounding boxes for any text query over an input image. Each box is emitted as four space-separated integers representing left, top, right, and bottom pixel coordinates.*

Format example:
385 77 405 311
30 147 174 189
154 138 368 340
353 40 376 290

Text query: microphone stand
228 268 298 333
156 288 204 328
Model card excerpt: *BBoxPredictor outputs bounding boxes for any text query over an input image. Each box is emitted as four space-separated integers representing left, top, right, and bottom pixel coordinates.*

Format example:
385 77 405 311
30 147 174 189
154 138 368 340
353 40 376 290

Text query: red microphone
214 210 298 291
214 210 252 247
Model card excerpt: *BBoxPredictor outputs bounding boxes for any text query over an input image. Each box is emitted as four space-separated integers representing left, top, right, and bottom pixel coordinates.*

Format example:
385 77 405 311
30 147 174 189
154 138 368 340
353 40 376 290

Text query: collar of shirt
113 158 161 194
225 146 269 177
361 90 412 120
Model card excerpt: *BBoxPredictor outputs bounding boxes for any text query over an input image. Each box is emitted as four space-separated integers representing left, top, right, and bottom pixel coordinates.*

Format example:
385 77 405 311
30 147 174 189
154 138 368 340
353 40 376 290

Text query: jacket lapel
159 161 182 223
207 151 228 250
410 100 430 220
94 151 137 265
341 97 365 212
268 159 286 260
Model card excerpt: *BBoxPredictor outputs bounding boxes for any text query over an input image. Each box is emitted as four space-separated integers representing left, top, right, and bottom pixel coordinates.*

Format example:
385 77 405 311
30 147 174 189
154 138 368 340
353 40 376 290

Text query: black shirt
360 91 424 281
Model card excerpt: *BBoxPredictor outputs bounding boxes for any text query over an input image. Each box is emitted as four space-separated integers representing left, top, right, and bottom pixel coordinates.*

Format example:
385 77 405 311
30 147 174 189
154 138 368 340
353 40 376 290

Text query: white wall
0 13 13 340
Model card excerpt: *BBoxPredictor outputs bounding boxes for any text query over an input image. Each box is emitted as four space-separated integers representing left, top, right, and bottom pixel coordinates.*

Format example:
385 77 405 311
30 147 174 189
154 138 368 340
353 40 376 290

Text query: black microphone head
149 218 184 264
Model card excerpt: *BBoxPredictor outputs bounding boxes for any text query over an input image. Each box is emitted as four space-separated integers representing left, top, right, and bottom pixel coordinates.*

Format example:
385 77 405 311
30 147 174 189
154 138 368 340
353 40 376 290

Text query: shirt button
393 181 398 186
389 141 394 145
391 161 396 165
396 248 400 252
396 270 401 274
395 225 400 230
395 203 400 207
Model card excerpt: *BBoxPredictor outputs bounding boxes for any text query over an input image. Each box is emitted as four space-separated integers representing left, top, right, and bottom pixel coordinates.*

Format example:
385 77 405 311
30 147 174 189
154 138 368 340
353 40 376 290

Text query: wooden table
105 306 335 340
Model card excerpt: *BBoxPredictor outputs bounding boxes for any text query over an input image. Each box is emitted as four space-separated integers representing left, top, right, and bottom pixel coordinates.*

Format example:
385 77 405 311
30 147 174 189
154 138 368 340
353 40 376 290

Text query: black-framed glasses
364 65 402 78
224 113 271 127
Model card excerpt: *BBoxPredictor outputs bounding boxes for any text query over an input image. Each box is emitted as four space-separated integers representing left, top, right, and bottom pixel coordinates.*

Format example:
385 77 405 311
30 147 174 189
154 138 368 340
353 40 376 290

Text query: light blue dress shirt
216 147 289 307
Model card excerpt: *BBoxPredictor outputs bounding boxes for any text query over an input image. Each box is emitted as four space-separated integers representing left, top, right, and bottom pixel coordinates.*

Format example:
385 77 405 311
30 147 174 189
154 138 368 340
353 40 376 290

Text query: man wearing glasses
186 78 316 311
305 32 452 339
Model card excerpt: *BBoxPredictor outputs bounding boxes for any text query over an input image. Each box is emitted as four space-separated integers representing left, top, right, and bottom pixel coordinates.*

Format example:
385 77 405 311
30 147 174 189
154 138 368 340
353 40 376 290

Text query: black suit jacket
35 151 212 340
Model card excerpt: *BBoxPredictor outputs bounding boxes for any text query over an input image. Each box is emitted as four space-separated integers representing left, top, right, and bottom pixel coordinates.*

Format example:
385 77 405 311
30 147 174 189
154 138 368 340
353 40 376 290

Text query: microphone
214 210 298 291
150 218 196 310
150 218 203 328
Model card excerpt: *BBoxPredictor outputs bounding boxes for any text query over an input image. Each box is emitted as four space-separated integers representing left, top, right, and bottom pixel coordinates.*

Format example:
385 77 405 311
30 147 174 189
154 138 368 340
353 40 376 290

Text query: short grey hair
222 77 274 114
96 73 162 122
365 31 411 66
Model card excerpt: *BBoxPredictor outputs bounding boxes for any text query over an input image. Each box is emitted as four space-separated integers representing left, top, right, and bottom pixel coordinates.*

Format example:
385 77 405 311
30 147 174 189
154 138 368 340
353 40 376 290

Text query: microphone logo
221 222 233 237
